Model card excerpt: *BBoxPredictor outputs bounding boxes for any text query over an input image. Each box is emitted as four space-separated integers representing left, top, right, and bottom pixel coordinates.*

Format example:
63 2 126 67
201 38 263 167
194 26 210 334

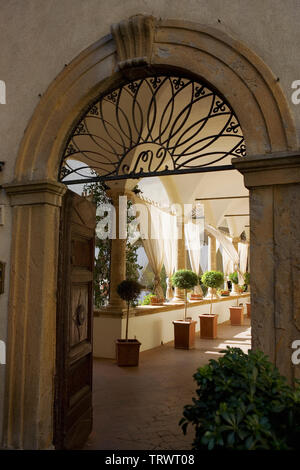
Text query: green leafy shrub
83 180 142 307
172 269 199 290
140 293 155 305
179 347 300 450
244 272 250 285
229 271 239 285
172 269 198 320
199 279 208 297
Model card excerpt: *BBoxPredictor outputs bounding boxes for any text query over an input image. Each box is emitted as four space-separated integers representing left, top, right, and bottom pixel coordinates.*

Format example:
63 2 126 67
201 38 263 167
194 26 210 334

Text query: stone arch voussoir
14 16 298 184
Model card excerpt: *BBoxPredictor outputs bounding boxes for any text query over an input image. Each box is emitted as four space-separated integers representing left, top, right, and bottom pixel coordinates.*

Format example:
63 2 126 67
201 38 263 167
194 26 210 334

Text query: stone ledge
94 293 250 318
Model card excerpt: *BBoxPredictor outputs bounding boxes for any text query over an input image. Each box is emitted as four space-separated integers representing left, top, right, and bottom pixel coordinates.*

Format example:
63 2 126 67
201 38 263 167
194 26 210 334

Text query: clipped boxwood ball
117 280 142 302
172 269 199 290
201 271 224 289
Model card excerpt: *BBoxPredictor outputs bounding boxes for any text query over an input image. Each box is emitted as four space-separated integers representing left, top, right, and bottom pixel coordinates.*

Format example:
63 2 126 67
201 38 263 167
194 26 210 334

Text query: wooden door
54 190 96 449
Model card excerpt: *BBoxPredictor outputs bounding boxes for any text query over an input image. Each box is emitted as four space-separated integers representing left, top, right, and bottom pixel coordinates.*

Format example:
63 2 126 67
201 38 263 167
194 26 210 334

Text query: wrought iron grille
59 74 246 184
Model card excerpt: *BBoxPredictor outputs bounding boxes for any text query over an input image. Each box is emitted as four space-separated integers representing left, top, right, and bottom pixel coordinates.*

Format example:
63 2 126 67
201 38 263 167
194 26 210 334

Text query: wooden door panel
54 190 95 450
72 240 93 268
70 284 90 346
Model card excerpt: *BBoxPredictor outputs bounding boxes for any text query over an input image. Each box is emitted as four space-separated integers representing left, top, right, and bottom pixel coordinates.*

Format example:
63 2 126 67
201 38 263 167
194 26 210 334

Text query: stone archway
3 15 299 449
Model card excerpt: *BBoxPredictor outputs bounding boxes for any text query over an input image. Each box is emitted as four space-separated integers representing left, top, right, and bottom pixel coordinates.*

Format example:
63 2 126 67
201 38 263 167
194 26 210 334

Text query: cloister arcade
2 14 299 450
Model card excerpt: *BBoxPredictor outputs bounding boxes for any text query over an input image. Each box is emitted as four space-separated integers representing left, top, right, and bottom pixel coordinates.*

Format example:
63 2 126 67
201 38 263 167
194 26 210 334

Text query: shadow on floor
84 317 251 450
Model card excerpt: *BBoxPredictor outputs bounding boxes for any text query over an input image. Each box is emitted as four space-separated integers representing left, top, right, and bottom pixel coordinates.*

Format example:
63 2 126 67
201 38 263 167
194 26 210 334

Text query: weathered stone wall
234 152 300 384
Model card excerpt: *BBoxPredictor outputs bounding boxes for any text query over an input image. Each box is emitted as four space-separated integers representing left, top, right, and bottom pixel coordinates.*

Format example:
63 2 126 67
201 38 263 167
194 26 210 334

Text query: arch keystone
111 14 155 69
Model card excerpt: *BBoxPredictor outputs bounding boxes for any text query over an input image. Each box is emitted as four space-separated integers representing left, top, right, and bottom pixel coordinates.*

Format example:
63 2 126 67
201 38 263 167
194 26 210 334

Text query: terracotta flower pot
220 290 230 296
199 314 218 339
173 320 196 349
246 302 251 318
229 306 244 325
190 293 203 300
150 296 164 306
115 339 141 366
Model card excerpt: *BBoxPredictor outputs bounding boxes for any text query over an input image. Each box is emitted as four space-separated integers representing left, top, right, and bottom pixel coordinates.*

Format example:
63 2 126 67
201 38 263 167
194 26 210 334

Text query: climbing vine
83 181 143 307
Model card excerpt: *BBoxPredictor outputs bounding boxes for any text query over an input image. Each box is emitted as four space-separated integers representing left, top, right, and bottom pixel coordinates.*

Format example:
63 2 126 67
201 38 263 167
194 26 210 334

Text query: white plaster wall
0 0 298 443
93 295 250 358
93 315 122 359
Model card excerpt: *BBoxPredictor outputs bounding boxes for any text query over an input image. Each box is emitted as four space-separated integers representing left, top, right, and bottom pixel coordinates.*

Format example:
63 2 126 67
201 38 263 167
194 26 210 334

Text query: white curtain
161 211 177 300
205 224 249 286
238 242 249 284
200 244 208 274
131 194 177 299
139 204 163 298
205 223 239 268
185 221 203 295
222 248 234 276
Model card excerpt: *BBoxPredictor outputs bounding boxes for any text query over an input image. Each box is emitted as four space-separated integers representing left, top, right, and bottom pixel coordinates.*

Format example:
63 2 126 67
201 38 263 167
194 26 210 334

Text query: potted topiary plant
115 279 143 366
200 271 224 339
229 271 245 326
171 269 199 349
229 286 245 325
229 271 239 294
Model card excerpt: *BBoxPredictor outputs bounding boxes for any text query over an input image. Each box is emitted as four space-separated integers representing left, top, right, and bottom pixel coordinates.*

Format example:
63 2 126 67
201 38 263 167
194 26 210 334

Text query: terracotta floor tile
84 318 251 450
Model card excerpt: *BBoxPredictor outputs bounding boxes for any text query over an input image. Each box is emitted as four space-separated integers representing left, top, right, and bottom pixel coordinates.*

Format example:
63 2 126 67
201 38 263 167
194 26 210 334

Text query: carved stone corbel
111 14 155 70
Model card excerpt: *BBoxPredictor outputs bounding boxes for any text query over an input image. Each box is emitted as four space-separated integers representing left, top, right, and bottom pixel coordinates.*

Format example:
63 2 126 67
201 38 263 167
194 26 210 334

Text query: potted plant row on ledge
150 294 164 306
172 269 199 350
115 279 143 367
200 271 224 339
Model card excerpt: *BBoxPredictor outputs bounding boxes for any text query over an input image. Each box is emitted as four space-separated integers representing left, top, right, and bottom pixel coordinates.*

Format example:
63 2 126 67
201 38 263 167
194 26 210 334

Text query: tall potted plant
200 271 224 339
229 271 244 325
171 269 198 349
115 279 143 366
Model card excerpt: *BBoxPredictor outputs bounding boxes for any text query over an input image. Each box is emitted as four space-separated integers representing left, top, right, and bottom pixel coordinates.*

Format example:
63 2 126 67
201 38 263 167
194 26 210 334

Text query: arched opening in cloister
54 69 250 449
3 16 298 450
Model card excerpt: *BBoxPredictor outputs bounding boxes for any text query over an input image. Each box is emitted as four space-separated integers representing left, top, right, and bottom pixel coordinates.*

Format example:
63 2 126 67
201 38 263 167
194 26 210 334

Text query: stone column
206 234 217 298
233 151 300 384
106 190 126 312
3 180 66 449
172 216 186 303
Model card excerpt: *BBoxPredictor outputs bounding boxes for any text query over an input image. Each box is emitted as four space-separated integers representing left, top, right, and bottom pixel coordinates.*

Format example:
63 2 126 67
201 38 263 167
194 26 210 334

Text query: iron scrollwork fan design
59 74 245 184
